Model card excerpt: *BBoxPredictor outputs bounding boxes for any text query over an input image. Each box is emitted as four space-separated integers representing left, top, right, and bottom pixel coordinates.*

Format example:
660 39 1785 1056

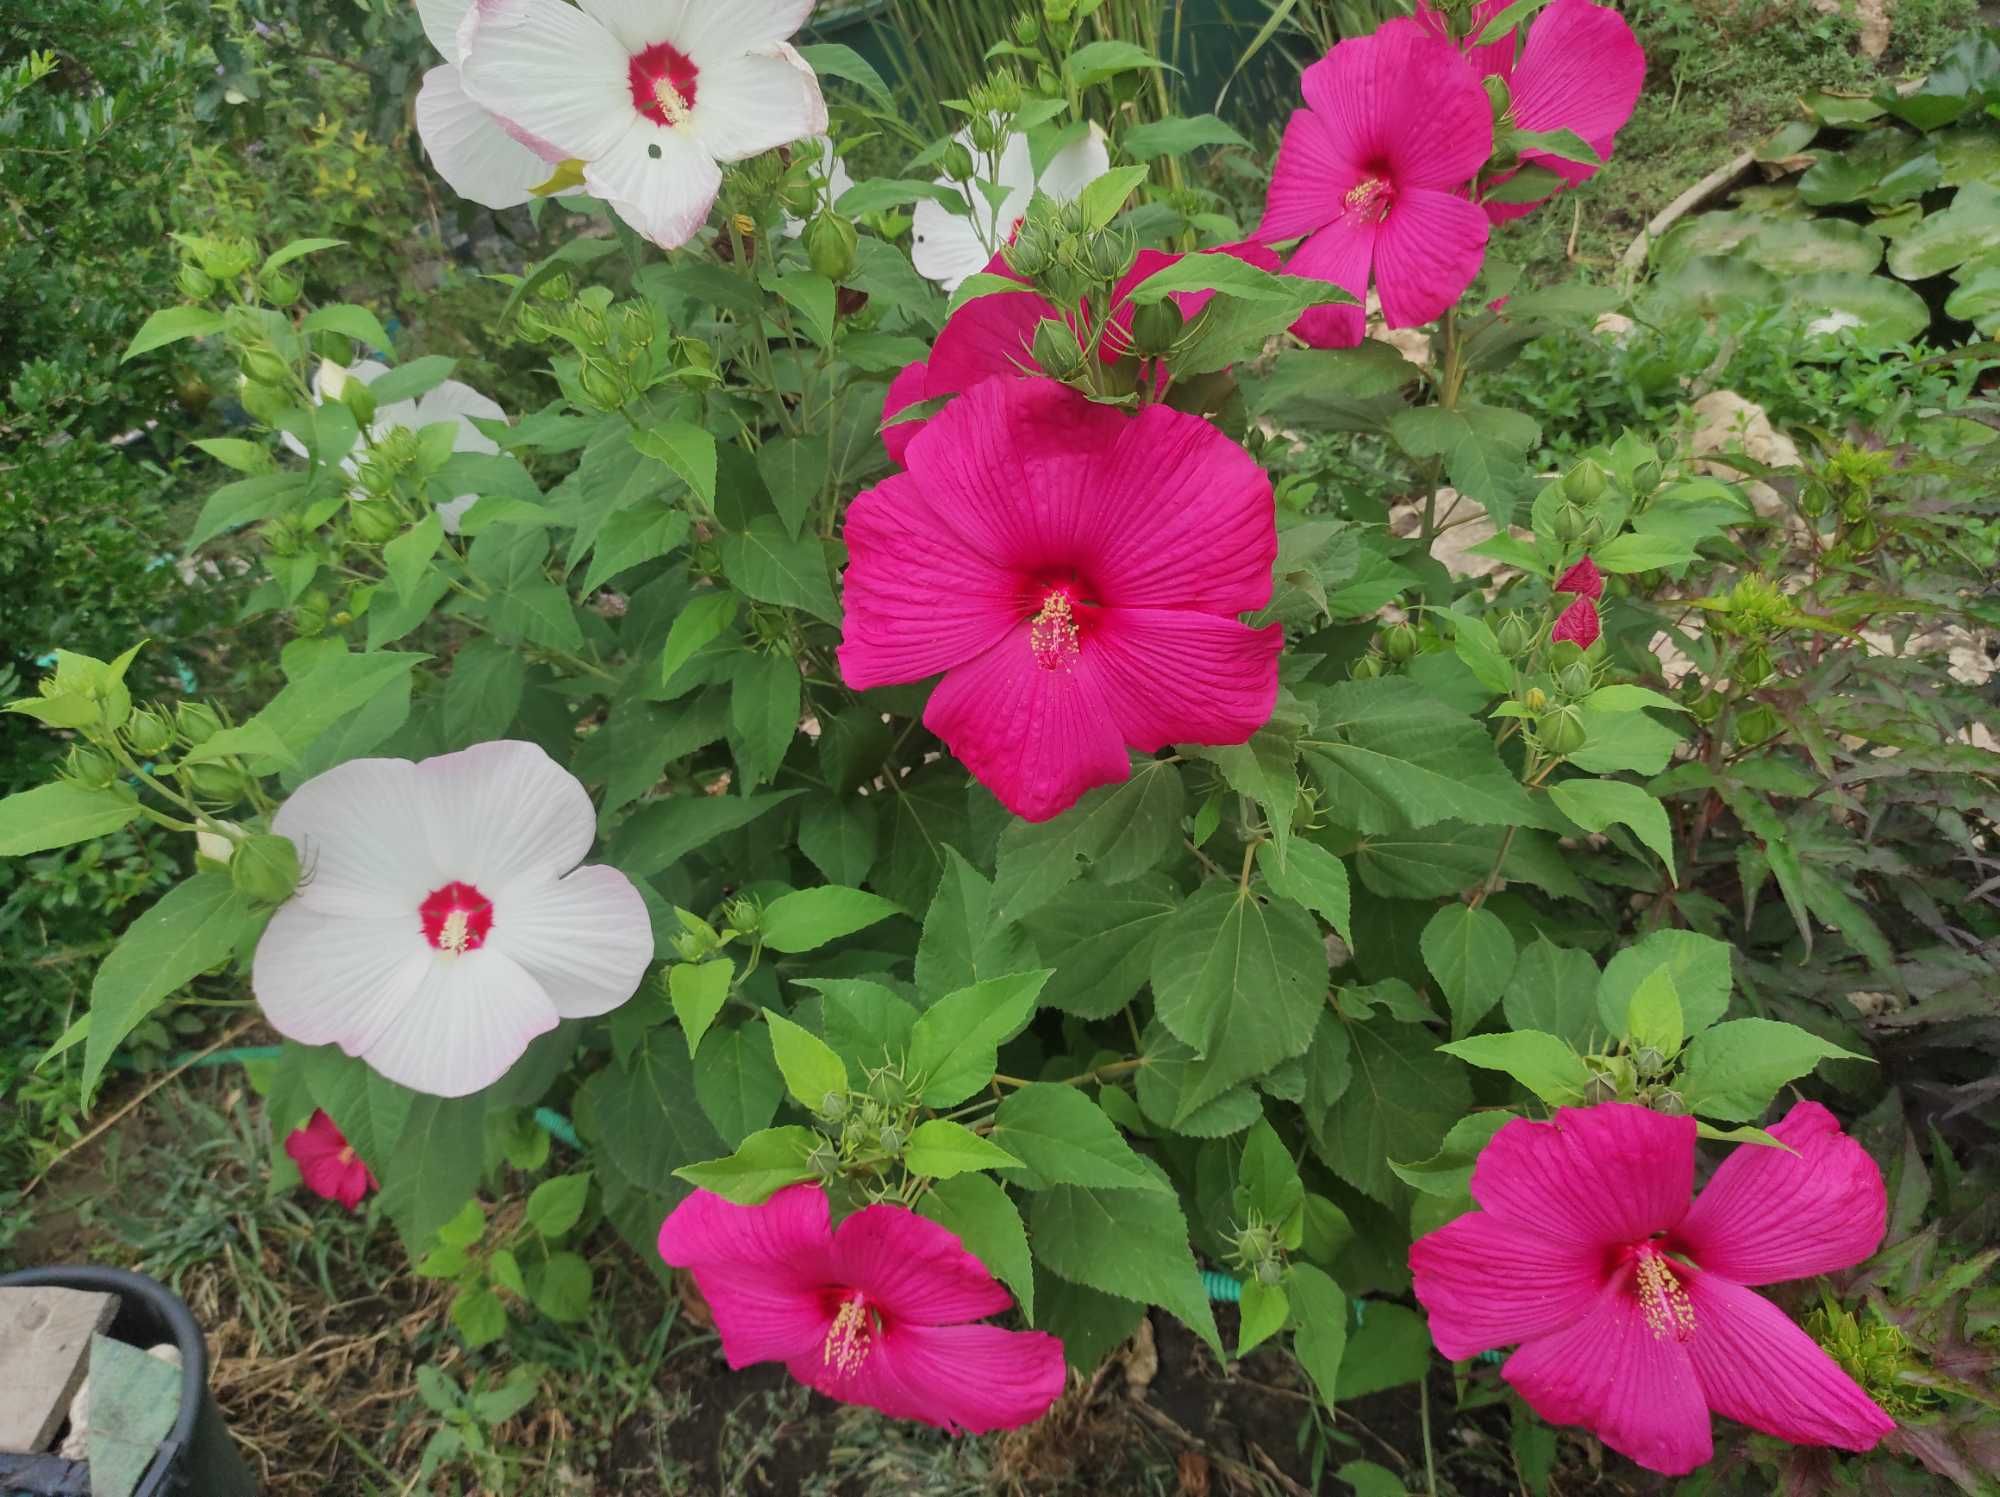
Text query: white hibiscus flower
455 0 827 249
253 742 654 1099
910 124 1112 292
413 0 577 209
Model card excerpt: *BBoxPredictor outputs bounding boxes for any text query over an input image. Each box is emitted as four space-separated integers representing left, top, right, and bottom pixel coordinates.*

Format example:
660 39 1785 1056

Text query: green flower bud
876 1125 903 1156
177 265 217 301
1689 689 1723 725
940 142 975 182
1583 1070 1620 1105
1557 659 1594 698
871 1071 908 1109
347 501 401 545
1798 483 1829 520
1551 502 1588 545
1084 227 1138 283
1522 685 1549 713
1632 1045 1666 1078
238 376 289 426
674 337 719 379
292 589 332 637
1736 644 1773 688
1381 621 1419 662
1537 704 1588 756
1653 1088 1688 1116
241 347 290 386
670 932 707 963
1054 198 1088 238
1255 1258 1284 1287
1483 74 1512 121
1014 13 1040 42
819 1090 849 1122
231 833 301 905
1846 516 1878 553
1734 703 1780 748
310 331 355 365
616 301 656 355
1631 459 1662 494
262 514 304 558
1130 299 1185 357
125 707 174 757
723 896 760 934
537 272 574 304
260 269 303 307
805 211 860 284
66 745 118 789
1563 459 1608 506
1494 611 1532 656
577 358 627 411
177 701 223 746
182 759 245 806
1349 652 1385 681
1030 317 1087 381
1003 220 1056 279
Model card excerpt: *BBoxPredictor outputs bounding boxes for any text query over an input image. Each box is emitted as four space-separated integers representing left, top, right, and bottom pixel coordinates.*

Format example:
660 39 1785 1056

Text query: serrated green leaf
670 959 734 1056
763 1009 849 1109
673 1125 818 1204
0 782 139 856
990 1083 1171 1193
1420 903 1517 1038
904 1119 1022 1178
909 970 1049 1106
1679 1019 1867 1123
1440 1031 1591 1106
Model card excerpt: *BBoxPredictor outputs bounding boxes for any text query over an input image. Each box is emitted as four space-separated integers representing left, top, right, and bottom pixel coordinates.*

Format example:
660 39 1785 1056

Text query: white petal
584 126 722 249
910 200 994 291
358 947 559 1097
415 740 599 889
253 903 432 1054
415 380 505 454
275 757 442 918
416 0 471 63
459 0 635 162
993 130 1037 195
579 0 814 62
1036 123 1111 201
691 43 826 163
436 494 479 534
415 65 553 210
491 863 653 1018
314 358 392 401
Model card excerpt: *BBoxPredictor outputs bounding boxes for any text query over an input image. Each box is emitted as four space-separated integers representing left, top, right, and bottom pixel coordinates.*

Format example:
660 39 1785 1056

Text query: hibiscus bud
1846 516 1878 552
578 358 628 411
1131 299 1184 356
1736 644 1773 687
178 265 216 301
723 896 761 935
182 760 245 806
1030 318 1087 381
616 301 656 355
1255 1258 1284 1288
292 589 332 637
242 347 290 386
262 514 304 557
126 707 174 756
1563 459 1608 505
1004 220 1056 278
1494 612 1531 656
1015 13 1040 42
877 1125 904 1157
1483 75 1511 122
1537 704 1588 757
1798 483 1829 519
195 820 238 864
1653 1088 1688 1115
871 1071 908 1109
806 211 860 284
238 375 289 426
1381 622 1419 662
1689 689 1723 724
1551 502 1588 545
260 269 303 306
1632 1045 1667 1078
232 833 301 905
1522 685 1549 713
537 272 574 304
1349 652 1384 680
1084 227 1138 283
178 701 223 746
940 142 975 182
1557 659 1594 699
818 1091 848 1122
1044 0 1076 22
1632 458 1663 494
65 745 118 789
1735 703 1780 748
212 238 257 279
347 501 401 545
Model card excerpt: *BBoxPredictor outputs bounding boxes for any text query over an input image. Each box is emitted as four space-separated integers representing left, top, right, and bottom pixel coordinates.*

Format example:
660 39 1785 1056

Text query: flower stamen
1343 176 1393 224
1028 589 1082 672
420 881 494 955
1635 1250 1697 1343
823 1292 876 1378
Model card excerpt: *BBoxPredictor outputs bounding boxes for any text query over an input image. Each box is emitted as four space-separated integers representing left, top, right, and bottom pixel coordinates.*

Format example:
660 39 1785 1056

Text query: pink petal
658 1186 837 1367
835 470 1026 690
1257 108 1356 243
1511 0 1646 159
922 625 1131 823
1684 1273 1894 1453
797 1322 1065 1434
1304 21 1493 192
1471 1104 1696 1249
1084 403 1277 615
1088 608 1281 752
1284 219 1372 348
1554 555 1604 600
1673 1101 1887 1286
828 1204 1013 1326
881 360 931 467
1551 596 1600 648
1372 185 1490 328
1503 1281 1714 1476
924 265 1052 401
1409 1209 1607 1360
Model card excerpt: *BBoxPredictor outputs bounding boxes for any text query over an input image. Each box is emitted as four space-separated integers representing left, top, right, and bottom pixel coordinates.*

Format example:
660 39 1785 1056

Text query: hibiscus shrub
2 0 1974 1481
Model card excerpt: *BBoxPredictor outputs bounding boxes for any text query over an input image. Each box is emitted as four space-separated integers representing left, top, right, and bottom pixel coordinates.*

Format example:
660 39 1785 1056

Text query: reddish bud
1551 596 1601 649
1554 555 1604 601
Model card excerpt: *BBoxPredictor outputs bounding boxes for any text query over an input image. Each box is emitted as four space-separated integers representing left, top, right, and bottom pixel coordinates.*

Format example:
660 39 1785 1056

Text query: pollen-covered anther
823 1292 876 1377
1343 176 1393 224
1635 1251 1697 1343
655 80 691 126
1029 590 1081 672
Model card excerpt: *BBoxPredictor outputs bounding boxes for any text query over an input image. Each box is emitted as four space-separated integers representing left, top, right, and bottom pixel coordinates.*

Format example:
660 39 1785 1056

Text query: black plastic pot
0 1266 258 1497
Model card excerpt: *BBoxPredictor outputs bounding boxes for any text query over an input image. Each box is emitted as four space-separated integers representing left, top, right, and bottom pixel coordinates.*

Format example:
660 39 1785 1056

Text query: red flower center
1343 174 1395 225
420 881 494 954
1627 1244 1697 1343
1028 586 1084 672
822 1290 878 1378
628 40 700 127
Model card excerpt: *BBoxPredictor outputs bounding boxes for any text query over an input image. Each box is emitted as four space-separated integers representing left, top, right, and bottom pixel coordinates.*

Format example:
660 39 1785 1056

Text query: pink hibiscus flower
284 1109 377 1212
1554 555 1603 600
1425 0 1646 223
880 244 1280 462
1410 1102 1894 1475
1257 20 1494 348
840 377 1281 822
658 1184 1066 1433
1551 595 1600 648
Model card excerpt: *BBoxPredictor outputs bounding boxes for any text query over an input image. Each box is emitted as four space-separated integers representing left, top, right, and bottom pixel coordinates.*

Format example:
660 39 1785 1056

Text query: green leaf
1440 1031 1591 1106
1679 1019 1867 1123
630 421 718 506
122 306 224 361
1134 1020 1263 1138
524 1172 591 1238
530 1251 592 1323
189 647 426 770
1236 1117 1305 1226
1256 839 1352 946
674 1125 818 1204
904 1119 1022 1179
729 649 801 790
1150 885 1327 1121
0 782 139 855
692 1022 784 1147
191 437 270 473
908 970 1050 1107
1029 1179 1221 1355
989 1083 1170 1193
661 589 740 687
84 873 254 1094
805 978 920 1074
482 578 585 651
991 759 1185 922
1475 0 1552 43
1888 183 2000 278
945 270 1040 319
186 472 310 550
374 1092 491 1253
761 270 837 348
1625 968 1684 1056
670 959 734 1056
755 433 828 539
1502 937 1602 1050
302 303 395 358
795 41 895 109
1547 776 1677 881
262 236 346 272
1301 678 1535 835
579 502 690 597
797 798 877 887
1388 1110 1513 1198
1420 903 1517 1038
916 848 1036 999
763 1009 849 1110
916 1174 1034 1319
382 510 445 602
1023 875 1178 1020
718 517 840 623
441 638 525 748
451 1287 507 1348
608 789 802 880
1073 163 1152 229
1597 929 1733 1038
1287 1263 1348 1413
1122 113 1250 157
1313 1019 1471 1205
1238 1279 1290 1357
365 355 458 408
577 1029 725 1211
1336 1463 1405 1497
759 885 899 954
1337 1302 1432 1398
